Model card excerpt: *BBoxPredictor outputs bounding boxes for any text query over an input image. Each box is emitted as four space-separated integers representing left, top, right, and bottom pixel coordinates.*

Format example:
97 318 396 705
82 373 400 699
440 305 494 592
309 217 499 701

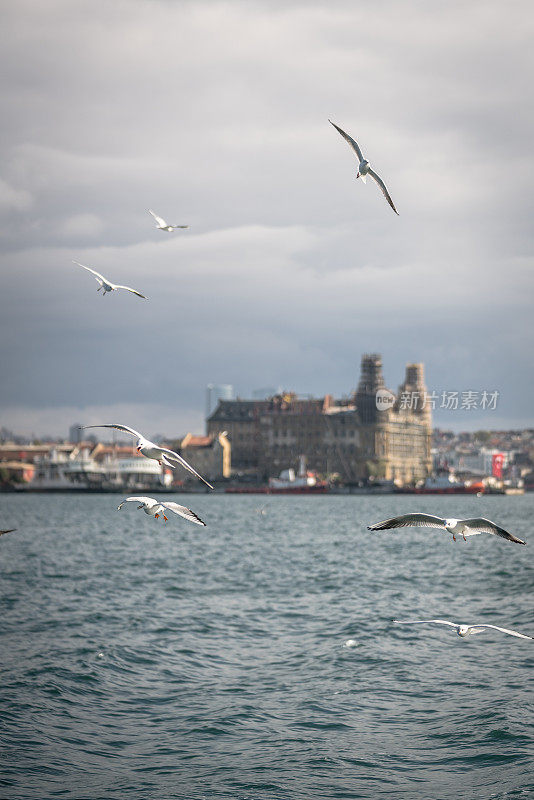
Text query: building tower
355 353 392 423
397 363 432 425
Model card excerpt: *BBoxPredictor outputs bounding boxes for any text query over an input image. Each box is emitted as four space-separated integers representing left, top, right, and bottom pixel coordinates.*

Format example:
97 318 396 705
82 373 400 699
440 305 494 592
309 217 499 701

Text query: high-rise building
69 424 84 444
205 384 235 425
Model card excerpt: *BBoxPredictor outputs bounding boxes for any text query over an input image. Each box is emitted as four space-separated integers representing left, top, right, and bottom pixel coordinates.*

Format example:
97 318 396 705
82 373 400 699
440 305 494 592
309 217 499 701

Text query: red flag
492 453 504 479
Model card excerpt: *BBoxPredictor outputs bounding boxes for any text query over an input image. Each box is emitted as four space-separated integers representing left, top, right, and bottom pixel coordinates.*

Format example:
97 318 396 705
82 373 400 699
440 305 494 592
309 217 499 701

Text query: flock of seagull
4 121 531 645
365 512 531 641
72 121 398 300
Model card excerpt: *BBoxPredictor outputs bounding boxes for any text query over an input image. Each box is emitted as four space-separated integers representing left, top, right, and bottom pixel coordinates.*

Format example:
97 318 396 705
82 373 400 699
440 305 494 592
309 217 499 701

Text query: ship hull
394 485 483 495
225 484 329 494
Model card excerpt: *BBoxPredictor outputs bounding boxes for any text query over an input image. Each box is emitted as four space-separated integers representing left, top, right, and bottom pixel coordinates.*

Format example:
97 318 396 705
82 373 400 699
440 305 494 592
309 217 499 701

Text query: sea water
0 492 533 799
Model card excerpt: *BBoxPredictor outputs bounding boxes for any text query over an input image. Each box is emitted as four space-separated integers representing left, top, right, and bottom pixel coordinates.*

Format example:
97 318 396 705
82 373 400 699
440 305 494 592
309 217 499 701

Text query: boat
395 471 484 495
226 456 329 494
268 456 328 493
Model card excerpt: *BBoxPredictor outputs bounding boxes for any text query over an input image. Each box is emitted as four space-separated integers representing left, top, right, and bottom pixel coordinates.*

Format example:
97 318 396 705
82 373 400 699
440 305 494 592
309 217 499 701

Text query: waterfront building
179 432 231 483
0 442 171 491
207 354 432 485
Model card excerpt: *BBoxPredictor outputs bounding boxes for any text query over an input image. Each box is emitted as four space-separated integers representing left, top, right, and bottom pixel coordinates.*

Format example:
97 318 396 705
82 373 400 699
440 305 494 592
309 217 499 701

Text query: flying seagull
79 424 214 489
0 529 16 537
117 496 206 526
329 119 398 215
367 513 525 544
394 619 533 640
73 261 146 299
148 209 188 232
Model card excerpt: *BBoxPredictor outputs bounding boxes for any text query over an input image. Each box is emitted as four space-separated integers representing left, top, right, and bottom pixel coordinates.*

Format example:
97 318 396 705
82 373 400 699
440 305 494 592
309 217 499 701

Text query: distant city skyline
0 371 529 442
0 1 532 439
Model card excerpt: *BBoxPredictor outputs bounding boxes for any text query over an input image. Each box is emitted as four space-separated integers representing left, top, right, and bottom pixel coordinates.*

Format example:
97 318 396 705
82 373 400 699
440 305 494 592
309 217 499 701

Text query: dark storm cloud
0 0 533 436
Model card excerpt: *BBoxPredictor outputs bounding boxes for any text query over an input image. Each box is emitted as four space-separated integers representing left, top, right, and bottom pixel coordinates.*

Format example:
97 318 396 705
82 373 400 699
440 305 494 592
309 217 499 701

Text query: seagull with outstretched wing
394 619 533 639
73 261 146 299
0 529 16 537
148 209 188 232
367 513 525 544
329 119 398 214
117 496 205 526
79 424 214 489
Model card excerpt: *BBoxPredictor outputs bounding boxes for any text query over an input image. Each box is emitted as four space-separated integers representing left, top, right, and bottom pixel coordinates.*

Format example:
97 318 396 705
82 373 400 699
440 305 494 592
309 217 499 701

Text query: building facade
207 354 432 485
179 432 231 484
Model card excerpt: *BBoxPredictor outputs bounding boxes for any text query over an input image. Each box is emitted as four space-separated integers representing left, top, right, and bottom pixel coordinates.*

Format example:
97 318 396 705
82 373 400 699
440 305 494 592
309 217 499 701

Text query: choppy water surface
0 492 533 799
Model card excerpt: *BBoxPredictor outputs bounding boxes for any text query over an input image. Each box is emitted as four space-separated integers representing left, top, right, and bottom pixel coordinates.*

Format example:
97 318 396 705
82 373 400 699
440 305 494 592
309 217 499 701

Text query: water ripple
0 492 533 800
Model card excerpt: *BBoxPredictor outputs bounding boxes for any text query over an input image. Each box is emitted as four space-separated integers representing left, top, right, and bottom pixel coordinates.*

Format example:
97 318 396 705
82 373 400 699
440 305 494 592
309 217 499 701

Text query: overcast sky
1 0 533 439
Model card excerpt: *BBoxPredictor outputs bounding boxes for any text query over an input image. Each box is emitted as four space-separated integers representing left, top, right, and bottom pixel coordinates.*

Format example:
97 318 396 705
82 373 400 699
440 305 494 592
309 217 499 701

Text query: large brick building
207 354 432 485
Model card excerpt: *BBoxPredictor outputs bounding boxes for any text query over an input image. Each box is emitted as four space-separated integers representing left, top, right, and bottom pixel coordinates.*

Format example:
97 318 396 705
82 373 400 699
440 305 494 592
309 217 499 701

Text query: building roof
181 433 215 449
208 399 269 422
208 396 326 421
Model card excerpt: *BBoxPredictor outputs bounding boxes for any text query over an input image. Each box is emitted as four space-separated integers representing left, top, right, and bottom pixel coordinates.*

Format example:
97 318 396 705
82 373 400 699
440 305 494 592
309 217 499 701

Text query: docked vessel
395 471 484 495
268 456 328 493
226 456 328 494
64 455 173 492
15 445 174 492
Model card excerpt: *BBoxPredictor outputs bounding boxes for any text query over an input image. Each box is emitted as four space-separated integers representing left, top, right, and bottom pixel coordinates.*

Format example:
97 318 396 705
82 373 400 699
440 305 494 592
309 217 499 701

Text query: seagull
73 261 146 299
367 513 525 544
394 619 533 640
0 529 16 537
329 119 398 214
117 496 205 526
79 424 214 489
148 209 188 232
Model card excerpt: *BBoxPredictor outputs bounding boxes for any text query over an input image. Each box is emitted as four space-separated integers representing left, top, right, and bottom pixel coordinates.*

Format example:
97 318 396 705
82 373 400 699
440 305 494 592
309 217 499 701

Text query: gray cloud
1 0 533 437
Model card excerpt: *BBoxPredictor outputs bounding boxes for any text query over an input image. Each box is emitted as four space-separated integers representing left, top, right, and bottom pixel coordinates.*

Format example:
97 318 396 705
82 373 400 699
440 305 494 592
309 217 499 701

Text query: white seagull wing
117 496 157 510
161 502 206 526
169 225 189 229
460 518 526 545
80 423 142 438
158 446 214 490
112 284 147 299
367 168 399 215
368 513 447 531
329 119 364 162
470 624 533 640
148 209 167 227
73 260 107 283
394 619 458 628
160 455 178 468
